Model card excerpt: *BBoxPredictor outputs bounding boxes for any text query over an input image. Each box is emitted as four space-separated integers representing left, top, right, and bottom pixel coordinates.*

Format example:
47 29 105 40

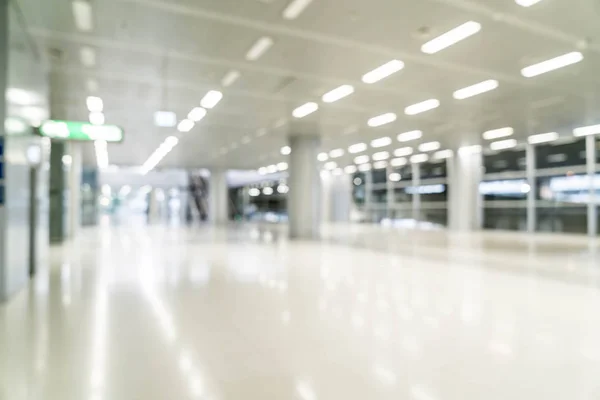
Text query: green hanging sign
37 120 124 142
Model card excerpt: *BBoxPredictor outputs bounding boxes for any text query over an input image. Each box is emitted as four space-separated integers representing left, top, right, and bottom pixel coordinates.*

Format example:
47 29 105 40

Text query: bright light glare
283 0 314 20
263 187 274 195
86 96 103 112
368 113 397 127
221 70 241 87
292 102 319 118
370 137 392 148
329 148 345 158
277 162 288 171
188 107 207 122
418 141 441 152
421 21 481 54
348 143 367 154
344 165 357 174
389 173 401 182
521 52 583 78
324 161 337 170
140 136 179 174
373 161 388 169
410 154 429 163
490 138 517 151
177 119 194 132
390 157 407 167
394 147 413 157
516 0 543 7
246 36 274 61
458 144 483 155
154 111 177 127
397 130 422 142
322 85 354 103
453 79 499 100
574 124 600 137
358 163 372 172
317 152 329 161
89 112 105 125
362 60 405 84
249 188 260 196
405 99 440 115
528 131 558 144
281 146 291 155
94 140 109 169
483 127 514 140
354 155 370 164
200 90 223 109
72 0 93 31
433 149 453 159
372 151 390 161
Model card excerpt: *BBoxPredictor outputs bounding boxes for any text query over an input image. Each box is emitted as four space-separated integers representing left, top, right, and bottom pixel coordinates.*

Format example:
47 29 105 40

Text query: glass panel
536 139 586 169
480 179 529 201
421 208 448 227
351 172 366 206
484 208 527 231
372 188 387 203
484 149 526 173
420 161 447 179
371 168 387 184
536 173 588 234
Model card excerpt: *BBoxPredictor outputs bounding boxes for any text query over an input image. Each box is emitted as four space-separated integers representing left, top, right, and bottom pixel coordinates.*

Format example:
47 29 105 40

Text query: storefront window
484 149 526 173
535 173 588 234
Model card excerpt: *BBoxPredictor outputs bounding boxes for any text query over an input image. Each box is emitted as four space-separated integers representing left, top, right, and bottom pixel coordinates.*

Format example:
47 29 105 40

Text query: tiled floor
1 222 600 399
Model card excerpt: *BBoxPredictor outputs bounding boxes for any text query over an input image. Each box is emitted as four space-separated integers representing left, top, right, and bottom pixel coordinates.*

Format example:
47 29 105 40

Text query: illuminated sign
479 179 530 195
37 120 124 142
405 184 446 194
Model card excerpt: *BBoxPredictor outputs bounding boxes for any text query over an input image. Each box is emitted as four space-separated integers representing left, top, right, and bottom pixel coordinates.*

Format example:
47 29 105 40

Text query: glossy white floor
2 221 600 400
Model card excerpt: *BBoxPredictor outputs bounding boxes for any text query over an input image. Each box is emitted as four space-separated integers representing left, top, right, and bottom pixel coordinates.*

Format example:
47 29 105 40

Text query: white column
321 173 351 223
288 134 320 239
526 144 536 233
67 142 82 238
209 169 228 224
148 189 161 223
412 163 421 221
586 135 597 236
448 149 483 231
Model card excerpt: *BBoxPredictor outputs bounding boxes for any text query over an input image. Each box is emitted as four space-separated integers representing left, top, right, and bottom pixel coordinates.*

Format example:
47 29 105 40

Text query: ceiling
12 0 600 171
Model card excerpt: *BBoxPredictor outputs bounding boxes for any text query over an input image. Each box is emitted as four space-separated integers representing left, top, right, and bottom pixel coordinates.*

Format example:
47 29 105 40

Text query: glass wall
418 161 448 226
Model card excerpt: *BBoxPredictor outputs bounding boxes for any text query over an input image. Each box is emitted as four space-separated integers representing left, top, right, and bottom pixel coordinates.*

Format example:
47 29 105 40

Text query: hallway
1 223 600 399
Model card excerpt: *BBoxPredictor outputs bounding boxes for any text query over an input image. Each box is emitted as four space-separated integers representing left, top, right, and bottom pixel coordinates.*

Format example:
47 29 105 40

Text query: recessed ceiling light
358 163 372 172
221 70 241 87
483 127 514 140
317 152 329 161
527 132 558 144
389 173 402 182
154 111 177 127
6 88 42 106
390 157 407 167
277 162 289 171
397 130 423 142
344 165 357 174
200 90 223 109
177 119 194 132
421 21 481 54
246 36 274 61
573 124 600 137
368 113 397 127
348 143 367 154
257 167 267 175
453 79 499 100
370 137 392 148
263 187 274 195
521 52 583 78
324 161 337 170
72 0 93 31
362 60 405 84
292 102 318 118
394 147 413 157
354 155 370 164
515 0 543 7
89 112 104 126
410 154 429 163
266 164 278 174
490 138 517 151
405 99 440 115
373 161 388 169
372 151 390 161
86 96 103 112
458 144 483 155
280 146 291 155
418 141 441 152
282 0 314 20
188 107 207 122
433 149 453 159
322 85 354 103
329 148 345 158
80 46 96 67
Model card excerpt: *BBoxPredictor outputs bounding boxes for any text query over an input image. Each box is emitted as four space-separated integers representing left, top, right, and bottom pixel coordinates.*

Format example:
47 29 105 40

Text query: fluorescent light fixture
94 140 108 169
317 152 329 161
86 96 103 112
177 119 194 132
490 138 517 151
89 112 104 125
154 111 177 127
433 149 453 159
528 131 558 144
80 46 96 67
200 90 223 109
283 0 314 19
5 117 28 134
329 148 345 158
187 107 207 122
354 155 370 164
521 51 583 78
358 163 372 172
405 99 440 115
263 187 274 195
141 136 179 174
362 60 405 84
453 79 499 100
257 167 267 175
277 162 288 171
221 70 240 87
266 164 278 174
370 136 392 148
348 143 367 154
246 36 274 61
410 154 429 163
373 161 388 169
421 21 481 54
389 173 401 182
418 141 441 152
391 157 407 167
72 1 93 31
372 151 390 161
344 165 357 174
324 161 337 170
277 184 289 194
292 102 318 118
516 0 543 7
574 124 600 137
458 144 482 155
6 88 42 106
281 146 291 155
249 188 261 196
394 147 413 157
483 127 514 140
368 113 397 127
397 130 423 142
322 85 354 103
